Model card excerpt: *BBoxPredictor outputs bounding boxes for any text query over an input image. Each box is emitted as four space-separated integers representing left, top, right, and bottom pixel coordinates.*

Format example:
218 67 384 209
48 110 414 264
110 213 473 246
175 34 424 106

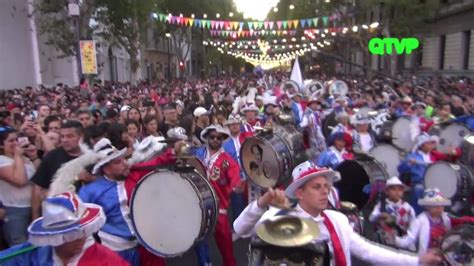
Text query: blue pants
2 206 31 247
230 192 246 222
410 183 425 215
117 247 140 266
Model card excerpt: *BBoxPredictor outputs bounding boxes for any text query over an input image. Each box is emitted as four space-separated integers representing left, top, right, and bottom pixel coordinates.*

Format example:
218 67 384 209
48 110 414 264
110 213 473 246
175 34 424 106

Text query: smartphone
18 137 29 147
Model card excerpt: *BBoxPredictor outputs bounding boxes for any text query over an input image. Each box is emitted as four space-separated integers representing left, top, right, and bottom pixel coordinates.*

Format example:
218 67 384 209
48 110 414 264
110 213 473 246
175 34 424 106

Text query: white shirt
329 146 344 163
419 151 432 164
0 155 35 207
231 135 241 161
359 133 373 153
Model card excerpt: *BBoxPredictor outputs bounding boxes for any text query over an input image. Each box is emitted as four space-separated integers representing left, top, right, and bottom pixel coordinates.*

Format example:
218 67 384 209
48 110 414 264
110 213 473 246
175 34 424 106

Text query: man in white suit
233 161 442 266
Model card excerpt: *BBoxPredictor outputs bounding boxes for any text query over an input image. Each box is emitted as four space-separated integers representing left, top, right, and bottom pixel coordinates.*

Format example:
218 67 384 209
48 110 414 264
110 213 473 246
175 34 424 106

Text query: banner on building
80 40 98 75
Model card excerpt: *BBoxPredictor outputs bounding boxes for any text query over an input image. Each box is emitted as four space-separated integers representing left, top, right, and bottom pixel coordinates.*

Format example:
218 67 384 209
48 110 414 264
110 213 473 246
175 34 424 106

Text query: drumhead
392 117 415 151
322 112 337 138
461 134 474 166
336 159 386 210
369 144 403 178
424 163 458 198
183 157 206 177
240 137 283 188
437 124 470 154
131 171 203 257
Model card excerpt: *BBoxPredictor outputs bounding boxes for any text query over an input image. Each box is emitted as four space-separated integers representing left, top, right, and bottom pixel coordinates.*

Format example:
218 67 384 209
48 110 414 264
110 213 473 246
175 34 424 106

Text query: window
439 35 446 70
462 30 471 70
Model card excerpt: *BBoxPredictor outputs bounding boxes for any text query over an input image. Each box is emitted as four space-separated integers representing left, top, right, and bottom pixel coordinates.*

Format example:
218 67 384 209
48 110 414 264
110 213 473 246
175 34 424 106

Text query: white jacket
396 212 451 255
234 201 419 266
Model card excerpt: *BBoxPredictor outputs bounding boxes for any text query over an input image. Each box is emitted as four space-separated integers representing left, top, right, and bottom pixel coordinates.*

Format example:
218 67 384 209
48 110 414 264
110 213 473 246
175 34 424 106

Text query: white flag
290 57 304 92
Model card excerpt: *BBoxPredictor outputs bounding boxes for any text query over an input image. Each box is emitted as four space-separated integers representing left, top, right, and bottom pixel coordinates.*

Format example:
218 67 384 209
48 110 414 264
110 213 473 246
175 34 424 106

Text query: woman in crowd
0 126 36 246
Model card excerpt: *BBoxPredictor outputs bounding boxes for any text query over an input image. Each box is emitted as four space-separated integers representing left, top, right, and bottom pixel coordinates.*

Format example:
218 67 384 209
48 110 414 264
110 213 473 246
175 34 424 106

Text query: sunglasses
208 135 223 141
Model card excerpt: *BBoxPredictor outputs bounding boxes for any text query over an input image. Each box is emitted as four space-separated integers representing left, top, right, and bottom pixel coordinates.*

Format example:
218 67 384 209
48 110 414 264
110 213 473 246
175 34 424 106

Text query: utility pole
68 0 82 82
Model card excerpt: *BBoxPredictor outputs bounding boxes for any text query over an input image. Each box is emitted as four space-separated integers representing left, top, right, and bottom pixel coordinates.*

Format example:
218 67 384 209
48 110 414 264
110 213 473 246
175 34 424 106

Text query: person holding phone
0 126 36 246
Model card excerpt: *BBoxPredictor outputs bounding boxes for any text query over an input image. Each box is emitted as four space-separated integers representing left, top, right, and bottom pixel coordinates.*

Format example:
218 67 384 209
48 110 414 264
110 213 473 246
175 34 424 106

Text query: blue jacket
451 115 474 130
317 148 343 169
397 152 427 184
222 138 247 180
78 176 135 243
291 102 302 127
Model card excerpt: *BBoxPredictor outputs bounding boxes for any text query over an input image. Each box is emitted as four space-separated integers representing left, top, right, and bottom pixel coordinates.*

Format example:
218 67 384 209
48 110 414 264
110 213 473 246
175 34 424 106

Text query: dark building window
439 35 446 70
463 30 471 70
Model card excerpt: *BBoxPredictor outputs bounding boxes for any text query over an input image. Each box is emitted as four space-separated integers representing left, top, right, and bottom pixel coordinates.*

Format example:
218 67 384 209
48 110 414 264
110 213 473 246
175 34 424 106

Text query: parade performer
351 115 376 153
193 125 241 266
331 112 353 137
289 93 306 127
398 133 461 213
300 95 326 162
241 104 262 133
233 162 442 266
78 138 181 265
0 192 128 266
394 96 415 117
317 132 354 169
395 189 474 255
369 177 416 248
411 102 434 133
222 114 253 221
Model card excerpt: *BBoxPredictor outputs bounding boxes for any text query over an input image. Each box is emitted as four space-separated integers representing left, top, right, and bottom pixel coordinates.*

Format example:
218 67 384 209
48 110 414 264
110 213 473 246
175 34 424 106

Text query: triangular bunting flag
248 22 253 29
258 21 264 29
277 31 282 36
300 19 306 28
219 21 225 29
306 19 312 27
282 21 288 29
159 14 165 22
206 20 211 29
292 20 299 29
232 21 239 30
277 21 282 29
189 19 194 27
211 20 216 29
269 21 274 29
239 22 244 30
238 31 242 37
313 18 319 27
184 18 189 26
253 22 259 29
322 16 329 26
264 21 269 29
249 31 254 36
195 19 201 27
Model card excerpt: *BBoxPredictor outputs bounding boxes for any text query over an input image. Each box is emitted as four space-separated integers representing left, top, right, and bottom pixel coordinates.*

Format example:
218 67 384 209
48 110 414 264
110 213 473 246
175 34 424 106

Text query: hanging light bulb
289 4 295 9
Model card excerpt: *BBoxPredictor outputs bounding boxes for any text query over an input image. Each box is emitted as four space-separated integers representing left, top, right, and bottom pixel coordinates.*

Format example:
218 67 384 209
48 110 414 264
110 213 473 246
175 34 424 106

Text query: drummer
395 188 474 255
369 177 416 248
411 102 434 133
394 96 414 117
317 132 354 169
351 115 376 153
398 133 461 214
241 103 262 133
331 112 353 137
300 95 326 162
193 125 241 266
233 162 442 266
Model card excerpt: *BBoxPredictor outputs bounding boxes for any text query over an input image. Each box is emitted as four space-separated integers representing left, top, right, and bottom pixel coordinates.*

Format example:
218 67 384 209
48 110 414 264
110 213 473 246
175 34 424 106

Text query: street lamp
165 31 171 82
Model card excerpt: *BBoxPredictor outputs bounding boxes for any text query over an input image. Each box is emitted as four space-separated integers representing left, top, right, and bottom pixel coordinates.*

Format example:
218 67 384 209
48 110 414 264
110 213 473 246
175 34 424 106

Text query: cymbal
340 201 357 211
256 215 320 247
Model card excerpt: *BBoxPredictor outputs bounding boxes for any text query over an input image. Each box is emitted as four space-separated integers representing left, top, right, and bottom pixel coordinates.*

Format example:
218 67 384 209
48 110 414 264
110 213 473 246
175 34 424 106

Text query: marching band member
396 189 474 255
241 104 262 133
78 139 182 265
369 177 416 248
394 96 415 117
233 162 442 266
398 133 461 214
289 93 306 127
222 114 253 221
317 132 354 169
300 95 326 162
351 115 376 153
0 192 127 266
411 102 434 133
193 125 241 266
331 112 353 137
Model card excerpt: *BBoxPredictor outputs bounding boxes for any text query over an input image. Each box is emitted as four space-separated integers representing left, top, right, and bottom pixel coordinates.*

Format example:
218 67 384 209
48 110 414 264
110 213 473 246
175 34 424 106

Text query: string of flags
154 12 337 31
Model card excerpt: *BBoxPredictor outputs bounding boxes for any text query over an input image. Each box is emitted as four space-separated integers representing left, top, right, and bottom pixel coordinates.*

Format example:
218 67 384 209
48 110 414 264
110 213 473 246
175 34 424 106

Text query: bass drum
181 157 207 178
241 125 307 189
441 224 474 266
431 123 470 154
424 162 473 215
380 116 415 152
369 144 406 179
322 111 337 138
335 158 388 210
461 134 474 167
130 169 218 257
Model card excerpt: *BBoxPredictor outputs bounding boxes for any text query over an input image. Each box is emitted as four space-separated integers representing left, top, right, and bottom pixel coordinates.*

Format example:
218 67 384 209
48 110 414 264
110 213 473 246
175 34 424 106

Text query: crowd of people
0 72 472 265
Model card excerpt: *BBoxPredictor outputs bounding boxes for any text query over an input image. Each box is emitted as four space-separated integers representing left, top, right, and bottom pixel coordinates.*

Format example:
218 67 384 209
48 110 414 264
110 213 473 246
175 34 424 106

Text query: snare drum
369 144 405 178
424 162 473 215
335 158 388 210
431 123 470 154
130 169 218 257
241 125 306 189
381 116 416 152
441 224 474 266
460 134 474 167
